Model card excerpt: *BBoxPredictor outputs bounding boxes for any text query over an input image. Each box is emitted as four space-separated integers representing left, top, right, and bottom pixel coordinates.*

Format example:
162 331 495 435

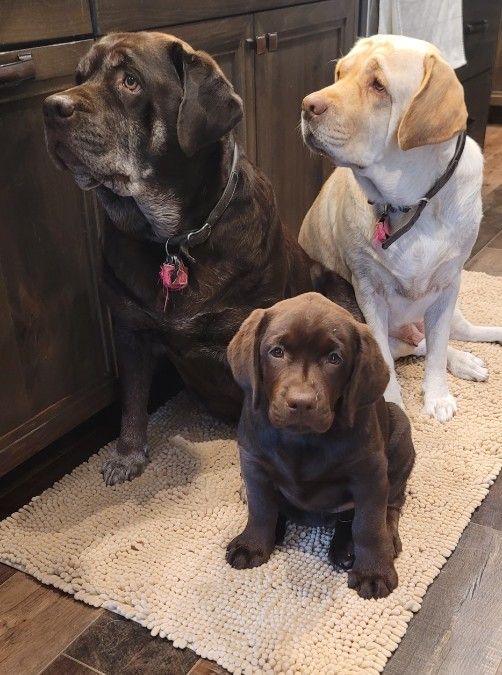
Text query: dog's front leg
226 450 278 569
102 326 154 486
348 470 397 599
423 282 459 422
353 283 404 408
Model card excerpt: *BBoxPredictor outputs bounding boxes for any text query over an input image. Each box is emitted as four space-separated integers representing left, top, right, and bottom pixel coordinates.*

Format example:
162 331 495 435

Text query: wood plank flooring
1 127 502 675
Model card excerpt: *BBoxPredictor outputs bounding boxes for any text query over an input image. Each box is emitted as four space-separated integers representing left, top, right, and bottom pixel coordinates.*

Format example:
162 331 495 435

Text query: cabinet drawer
0 40 93 102
0 1 92 48
456 0 502 82
96 0 320 33
463 69 492 147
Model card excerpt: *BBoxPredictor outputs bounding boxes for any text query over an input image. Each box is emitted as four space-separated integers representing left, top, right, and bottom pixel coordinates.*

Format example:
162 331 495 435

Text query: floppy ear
340 324 389 427
397 53 467 151
171 42 243 157
227 309 268 409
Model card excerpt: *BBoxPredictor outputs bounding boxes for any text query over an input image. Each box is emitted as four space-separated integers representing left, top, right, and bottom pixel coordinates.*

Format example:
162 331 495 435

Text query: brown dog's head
227 293 389 433
43 32 242 227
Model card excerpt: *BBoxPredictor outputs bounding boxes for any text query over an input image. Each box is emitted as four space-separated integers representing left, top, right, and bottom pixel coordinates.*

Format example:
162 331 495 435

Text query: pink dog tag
373 213 391 248
160 256 188 309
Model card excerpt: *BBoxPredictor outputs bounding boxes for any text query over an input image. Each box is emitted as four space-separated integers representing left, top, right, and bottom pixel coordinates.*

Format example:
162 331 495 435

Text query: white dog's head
301 35 467 169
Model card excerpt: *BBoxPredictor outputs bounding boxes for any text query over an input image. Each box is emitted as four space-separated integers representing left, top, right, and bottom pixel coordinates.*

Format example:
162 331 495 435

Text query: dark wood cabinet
254 0 354 234
0 1 357 476
0 41 116 475
96 0 323 33
160 1 354 233
457 0 502 146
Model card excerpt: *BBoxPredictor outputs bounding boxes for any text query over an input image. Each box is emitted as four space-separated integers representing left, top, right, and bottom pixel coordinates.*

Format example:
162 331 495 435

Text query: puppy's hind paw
423 393 457 423
447 350 488 382
102 448 148 486
328 532 354 571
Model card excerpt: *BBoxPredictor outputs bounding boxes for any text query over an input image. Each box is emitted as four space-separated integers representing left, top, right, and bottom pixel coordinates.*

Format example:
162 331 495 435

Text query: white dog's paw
423 393 457 423
447 349 488 382
384 383 405 410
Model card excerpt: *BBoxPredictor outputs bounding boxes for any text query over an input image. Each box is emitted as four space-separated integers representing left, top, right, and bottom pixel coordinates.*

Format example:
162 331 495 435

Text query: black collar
373 131 467 250
165 141 240 258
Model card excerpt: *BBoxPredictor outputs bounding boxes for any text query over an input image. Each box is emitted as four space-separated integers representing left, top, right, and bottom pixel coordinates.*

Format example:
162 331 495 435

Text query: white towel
378 0 466 69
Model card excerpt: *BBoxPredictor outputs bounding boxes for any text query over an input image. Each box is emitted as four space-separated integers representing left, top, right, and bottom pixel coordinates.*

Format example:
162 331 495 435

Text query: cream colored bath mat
1 270 501 675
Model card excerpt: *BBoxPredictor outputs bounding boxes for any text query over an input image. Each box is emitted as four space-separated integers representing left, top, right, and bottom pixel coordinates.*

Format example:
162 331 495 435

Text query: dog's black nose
43 94 75 121
286 388 316 412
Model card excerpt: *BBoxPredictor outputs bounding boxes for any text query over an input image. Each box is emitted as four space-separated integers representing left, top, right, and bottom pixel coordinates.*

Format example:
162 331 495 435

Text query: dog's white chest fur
373 213 463 328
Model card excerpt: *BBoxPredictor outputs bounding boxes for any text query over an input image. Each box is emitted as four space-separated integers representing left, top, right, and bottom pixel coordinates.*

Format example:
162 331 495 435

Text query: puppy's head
301 34 467 168
43 32 243 194
227 293 389 433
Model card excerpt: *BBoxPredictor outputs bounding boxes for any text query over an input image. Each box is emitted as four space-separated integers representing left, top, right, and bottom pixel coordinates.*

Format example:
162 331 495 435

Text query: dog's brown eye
327 351 342 365
372 78 385 93
123 73 140 91
270 346 285 359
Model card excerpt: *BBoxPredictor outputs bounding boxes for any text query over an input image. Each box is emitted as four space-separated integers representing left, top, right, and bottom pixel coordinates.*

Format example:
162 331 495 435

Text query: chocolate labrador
226 292 415 599
43 32 357 486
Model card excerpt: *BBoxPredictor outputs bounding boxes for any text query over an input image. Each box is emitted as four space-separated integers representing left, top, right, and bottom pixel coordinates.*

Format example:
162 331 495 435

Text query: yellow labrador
299 35 502 422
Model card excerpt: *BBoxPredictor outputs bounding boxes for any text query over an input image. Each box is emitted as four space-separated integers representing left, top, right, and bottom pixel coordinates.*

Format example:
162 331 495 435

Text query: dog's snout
286 388 316 412
302 92 328 116
43 94 75 121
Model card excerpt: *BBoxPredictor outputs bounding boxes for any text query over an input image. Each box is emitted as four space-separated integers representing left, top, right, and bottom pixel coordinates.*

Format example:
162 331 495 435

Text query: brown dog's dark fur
43 32 359 486
226 293 415 599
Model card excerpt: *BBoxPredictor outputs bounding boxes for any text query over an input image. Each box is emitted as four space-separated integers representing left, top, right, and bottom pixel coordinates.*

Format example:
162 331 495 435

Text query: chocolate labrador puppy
43 32 357 486
226 293 415 599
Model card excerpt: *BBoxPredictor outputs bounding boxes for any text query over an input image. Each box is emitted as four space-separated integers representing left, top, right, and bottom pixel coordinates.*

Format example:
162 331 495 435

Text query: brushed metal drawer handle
465 19 488 35
0 54 35 87
267 32 279 51
246 35 267 55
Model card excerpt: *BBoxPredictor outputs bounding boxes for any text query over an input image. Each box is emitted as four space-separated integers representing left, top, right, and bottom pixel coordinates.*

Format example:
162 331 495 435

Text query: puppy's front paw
447 350 488 382
226 532 272 569
423 393 457 423
348 562 398 599
101 447 148 486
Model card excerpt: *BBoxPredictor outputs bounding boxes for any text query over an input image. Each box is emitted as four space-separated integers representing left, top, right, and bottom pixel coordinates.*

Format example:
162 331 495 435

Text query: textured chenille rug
1 270 501 675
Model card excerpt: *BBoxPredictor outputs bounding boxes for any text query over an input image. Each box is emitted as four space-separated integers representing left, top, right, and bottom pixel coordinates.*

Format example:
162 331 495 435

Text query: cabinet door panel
255 0 356 235
0 41 115 475
158 14 256 160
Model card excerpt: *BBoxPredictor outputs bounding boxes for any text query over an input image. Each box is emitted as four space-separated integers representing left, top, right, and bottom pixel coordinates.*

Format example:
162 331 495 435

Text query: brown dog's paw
226 534 272 569
101 448 148 486
348 563 398 599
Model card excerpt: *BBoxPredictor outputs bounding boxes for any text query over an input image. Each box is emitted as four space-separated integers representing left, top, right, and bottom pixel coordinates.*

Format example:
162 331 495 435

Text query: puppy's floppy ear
227 309 268 410
340 324 389 427
170 41 243 157
397 53 467 151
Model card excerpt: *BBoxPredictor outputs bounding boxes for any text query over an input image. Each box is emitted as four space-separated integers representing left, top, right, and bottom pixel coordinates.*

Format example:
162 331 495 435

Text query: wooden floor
1 127 502 675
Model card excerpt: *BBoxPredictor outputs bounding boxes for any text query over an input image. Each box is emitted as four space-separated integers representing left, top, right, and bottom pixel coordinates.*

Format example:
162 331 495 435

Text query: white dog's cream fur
299 35 502 422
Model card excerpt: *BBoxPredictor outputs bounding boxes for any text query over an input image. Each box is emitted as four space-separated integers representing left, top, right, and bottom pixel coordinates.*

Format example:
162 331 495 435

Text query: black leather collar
164 141 240 258
373 131 467 250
